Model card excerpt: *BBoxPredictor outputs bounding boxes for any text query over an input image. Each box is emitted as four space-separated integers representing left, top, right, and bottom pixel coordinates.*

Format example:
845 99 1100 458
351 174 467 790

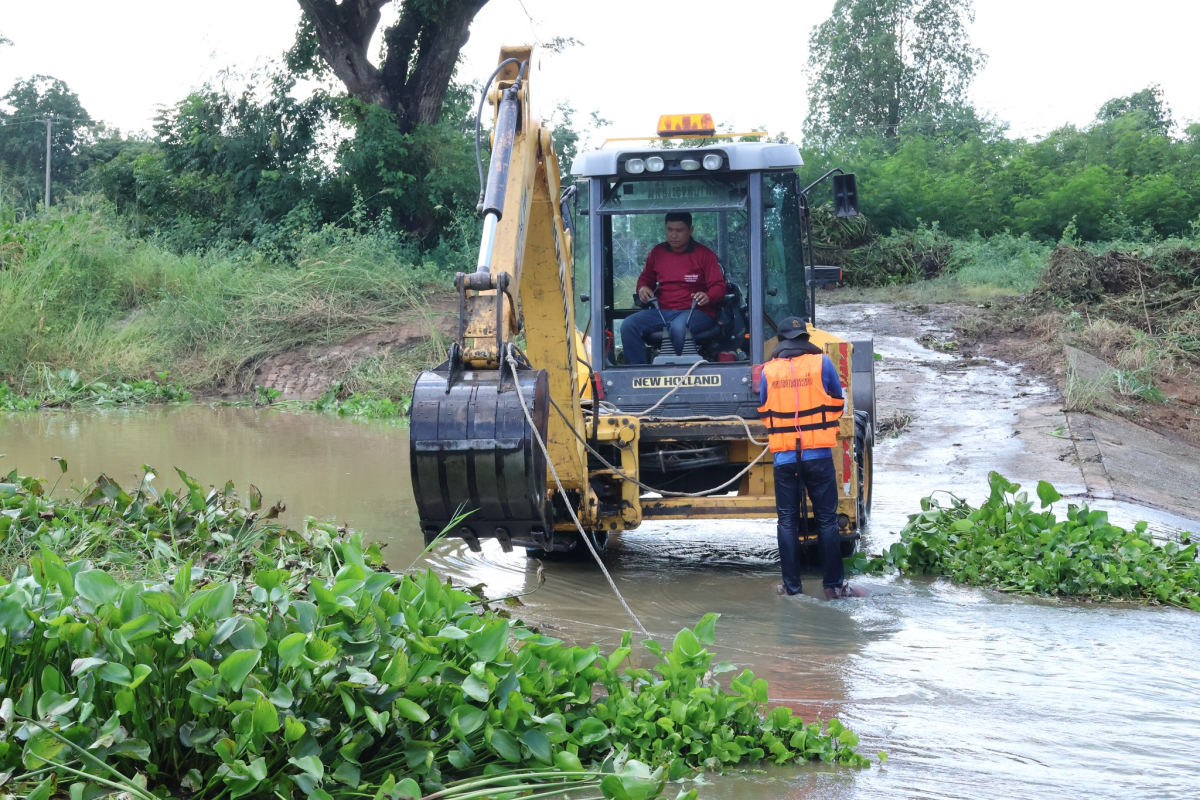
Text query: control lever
669 297 700 356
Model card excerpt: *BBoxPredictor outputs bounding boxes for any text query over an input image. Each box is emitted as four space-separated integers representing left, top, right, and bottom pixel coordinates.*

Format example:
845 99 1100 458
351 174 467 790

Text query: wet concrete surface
2 303 1198 799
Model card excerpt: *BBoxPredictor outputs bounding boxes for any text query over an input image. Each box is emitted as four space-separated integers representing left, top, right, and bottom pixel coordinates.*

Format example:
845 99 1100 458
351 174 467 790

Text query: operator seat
643 282 742 359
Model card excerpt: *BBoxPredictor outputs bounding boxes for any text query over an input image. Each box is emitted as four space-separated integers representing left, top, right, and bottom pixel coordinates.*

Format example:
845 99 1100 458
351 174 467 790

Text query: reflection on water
0 407 426 561
2 406 1199 799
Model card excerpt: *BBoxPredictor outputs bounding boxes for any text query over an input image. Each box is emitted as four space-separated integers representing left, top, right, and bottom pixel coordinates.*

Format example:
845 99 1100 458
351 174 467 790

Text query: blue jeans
774 456 844 595
620 308 716 365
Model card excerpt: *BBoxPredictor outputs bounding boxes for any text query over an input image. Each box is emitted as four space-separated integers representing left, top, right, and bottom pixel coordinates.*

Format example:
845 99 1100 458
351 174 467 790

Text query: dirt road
822 302 1199 542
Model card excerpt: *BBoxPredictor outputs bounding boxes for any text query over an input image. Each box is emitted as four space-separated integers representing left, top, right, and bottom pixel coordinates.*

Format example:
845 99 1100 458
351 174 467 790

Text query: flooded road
3 304 1198 799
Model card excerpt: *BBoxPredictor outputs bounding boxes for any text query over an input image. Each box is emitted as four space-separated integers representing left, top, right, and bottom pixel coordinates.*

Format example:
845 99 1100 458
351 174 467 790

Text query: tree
0 76 92 206
805 0 985 142
1097 85 1172 134
545 101 611 168
293 0 489 133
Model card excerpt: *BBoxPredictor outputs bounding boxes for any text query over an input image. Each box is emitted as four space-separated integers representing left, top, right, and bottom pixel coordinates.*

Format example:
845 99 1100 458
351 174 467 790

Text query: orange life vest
757 353 844 453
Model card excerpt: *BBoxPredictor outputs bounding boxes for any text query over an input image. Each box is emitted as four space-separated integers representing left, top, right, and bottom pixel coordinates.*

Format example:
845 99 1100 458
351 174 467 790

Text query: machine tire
854 409 874 524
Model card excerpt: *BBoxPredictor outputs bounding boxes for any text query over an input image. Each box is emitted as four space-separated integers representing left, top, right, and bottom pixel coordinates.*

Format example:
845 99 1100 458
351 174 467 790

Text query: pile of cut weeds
953 243 1200 445
1037 245 1200 355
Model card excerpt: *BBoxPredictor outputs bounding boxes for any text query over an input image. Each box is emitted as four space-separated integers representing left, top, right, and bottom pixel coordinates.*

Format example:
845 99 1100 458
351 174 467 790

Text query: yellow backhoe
410 47 875 557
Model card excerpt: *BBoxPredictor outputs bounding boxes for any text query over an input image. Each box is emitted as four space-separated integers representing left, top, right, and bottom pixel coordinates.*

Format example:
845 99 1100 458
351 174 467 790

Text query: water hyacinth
0 470 873 800
847 472 1200 610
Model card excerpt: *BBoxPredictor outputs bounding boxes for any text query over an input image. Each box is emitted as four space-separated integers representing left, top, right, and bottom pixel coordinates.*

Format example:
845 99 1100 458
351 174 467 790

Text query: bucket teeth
409 365 552 549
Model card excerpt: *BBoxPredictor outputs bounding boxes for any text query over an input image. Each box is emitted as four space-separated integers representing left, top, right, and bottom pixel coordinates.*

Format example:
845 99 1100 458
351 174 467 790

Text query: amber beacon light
656 113 716 137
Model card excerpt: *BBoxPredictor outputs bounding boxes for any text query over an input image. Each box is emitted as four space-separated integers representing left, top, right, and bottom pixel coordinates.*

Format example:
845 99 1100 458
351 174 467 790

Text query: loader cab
570 141 813 418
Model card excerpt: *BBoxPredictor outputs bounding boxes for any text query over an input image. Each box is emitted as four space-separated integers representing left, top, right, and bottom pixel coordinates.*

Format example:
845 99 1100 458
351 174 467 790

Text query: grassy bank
2 199 1196 433
0 466 875 800
0 199 453 400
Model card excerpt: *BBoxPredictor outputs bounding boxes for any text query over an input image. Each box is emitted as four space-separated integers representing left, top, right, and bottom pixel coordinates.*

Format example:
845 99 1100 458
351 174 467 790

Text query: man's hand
692 292 710 307
637 286 656 304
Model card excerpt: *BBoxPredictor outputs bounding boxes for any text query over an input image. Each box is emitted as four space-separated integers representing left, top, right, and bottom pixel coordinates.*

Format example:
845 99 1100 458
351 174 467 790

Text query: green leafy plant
0 369 192 410
254 385 284 406
0 469 875 800
307 384 404 419
0 381 39 410
846 472 1199 610
0 466 285 582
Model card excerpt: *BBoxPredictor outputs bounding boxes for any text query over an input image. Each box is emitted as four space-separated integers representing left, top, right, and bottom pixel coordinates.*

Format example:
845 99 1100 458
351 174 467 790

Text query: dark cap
777 316 809 339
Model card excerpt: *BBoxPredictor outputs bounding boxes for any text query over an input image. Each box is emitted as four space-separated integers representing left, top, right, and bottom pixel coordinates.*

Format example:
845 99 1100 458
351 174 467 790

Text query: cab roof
569 141 802 178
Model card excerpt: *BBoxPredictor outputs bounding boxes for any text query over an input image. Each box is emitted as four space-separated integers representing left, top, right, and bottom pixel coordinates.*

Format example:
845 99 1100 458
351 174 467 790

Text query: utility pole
42 115 53 208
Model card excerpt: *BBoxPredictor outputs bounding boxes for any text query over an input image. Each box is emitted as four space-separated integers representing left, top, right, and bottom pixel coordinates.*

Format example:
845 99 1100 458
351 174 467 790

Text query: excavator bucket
409 362 551 552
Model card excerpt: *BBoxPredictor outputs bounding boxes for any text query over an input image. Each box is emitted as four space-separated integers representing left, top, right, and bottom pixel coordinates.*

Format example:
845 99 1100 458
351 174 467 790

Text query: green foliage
0 76 93 207
0 381 38 410
810 207 964 286
0 470 872 800
307 384 404 419
1097 84 1172 133
806 0 985 142
0 203 442 391
846 473 1199 610
0 466 286 581
951 232 1052 292
92 71 332 252
802 88 1200 242
594 617 869 771
0 369 191 410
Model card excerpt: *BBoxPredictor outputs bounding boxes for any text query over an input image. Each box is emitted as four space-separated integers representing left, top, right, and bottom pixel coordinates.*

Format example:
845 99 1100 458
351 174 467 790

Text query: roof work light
656 113 716 137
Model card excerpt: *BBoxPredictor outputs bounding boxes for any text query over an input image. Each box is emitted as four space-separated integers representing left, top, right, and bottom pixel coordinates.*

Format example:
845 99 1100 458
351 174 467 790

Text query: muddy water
3 306 1200 799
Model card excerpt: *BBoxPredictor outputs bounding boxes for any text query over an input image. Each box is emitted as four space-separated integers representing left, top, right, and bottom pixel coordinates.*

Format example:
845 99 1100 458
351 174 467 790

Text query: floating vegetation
0 369 191 411
846 472 1199 610
875 410 913 439
916 334 958 352
239 383 406 419
307 383 404 419
0 469 874 800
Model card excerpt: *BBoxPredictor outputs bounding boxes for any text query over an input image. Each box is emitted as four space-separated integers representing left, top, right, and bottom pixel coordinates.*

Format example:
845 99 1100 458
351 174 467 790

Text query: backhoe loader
409 47 875 556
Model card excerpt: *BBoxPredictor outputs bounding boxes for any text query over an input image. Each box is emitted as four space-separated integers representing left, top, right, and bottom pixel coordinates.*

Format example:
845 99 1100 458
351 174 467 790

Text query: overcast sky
1 0 1197 146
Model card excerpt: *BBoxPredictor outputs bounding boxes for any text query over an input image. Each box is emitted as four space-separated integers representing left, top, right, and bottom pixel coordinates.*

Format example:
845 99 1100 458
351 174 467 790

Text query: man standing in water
759 316 864 599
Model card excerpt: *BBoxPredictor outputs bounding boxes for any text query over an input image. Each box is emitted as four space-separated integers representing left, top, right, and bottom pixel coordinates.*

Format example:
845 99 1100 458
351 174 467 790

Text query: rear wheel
854 409 874 526
839 536 858 559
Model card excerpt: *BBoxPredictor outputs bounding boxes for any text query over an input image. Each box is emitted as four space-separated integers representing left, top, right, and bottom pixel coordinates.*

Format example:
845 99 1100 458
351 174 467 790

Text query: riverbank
3 204 1196 430
0 202 453 401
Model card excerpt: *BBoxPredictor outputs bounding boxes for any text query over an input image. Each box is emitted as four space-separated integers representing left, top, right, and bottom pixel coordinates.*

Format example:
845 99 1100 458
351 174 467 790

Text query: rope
631 359 708 416
553 397 769 498
506 354 651 638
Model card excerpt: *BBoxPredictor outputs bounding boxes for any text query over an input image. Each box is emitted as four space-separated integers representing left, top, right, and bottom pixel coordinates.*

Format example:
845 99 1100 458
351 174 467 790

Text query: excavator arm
409 47 592 553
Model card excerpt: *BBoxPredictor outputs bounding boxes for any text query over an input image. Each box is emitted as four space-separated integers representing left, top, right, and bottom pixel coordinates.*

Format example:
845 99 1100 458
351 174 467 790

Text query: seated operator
621 212 727 365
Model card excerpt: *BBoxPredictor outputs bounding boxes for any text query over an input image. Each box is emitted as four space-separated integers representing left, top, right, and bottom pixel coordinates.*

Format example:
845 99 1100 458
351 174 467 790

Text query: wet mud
2 303 1198 799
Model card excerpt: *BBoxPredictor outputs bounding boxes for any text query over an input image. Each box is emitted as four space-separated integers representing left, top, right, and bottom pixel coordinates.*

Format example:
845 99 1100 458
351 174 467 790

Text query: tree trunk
297 0 489 132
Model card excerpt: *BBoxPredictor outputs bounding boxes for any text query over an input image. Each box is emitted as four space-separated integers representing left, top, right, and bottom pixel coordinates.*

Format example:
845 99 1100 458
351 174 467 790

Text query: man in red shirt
622 212 727 365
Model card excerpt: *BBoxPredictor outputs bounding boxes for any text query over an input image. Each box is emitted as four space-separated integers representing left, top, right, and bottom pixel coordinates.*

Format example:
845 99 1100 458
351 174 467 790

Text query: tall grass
951 232 1053 292
0 198 450 392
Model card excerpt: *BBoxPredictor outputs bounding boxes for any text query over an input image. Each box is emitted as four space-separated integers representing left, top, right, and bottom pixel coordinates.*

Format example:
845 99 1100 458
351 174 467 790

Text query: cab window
762 172 808 336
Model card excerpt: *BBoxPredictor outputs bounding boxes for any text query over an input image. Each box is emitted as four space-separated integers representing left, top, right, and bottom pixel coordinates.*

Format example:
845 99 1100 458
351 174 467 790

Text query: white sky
0 0 1197 144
